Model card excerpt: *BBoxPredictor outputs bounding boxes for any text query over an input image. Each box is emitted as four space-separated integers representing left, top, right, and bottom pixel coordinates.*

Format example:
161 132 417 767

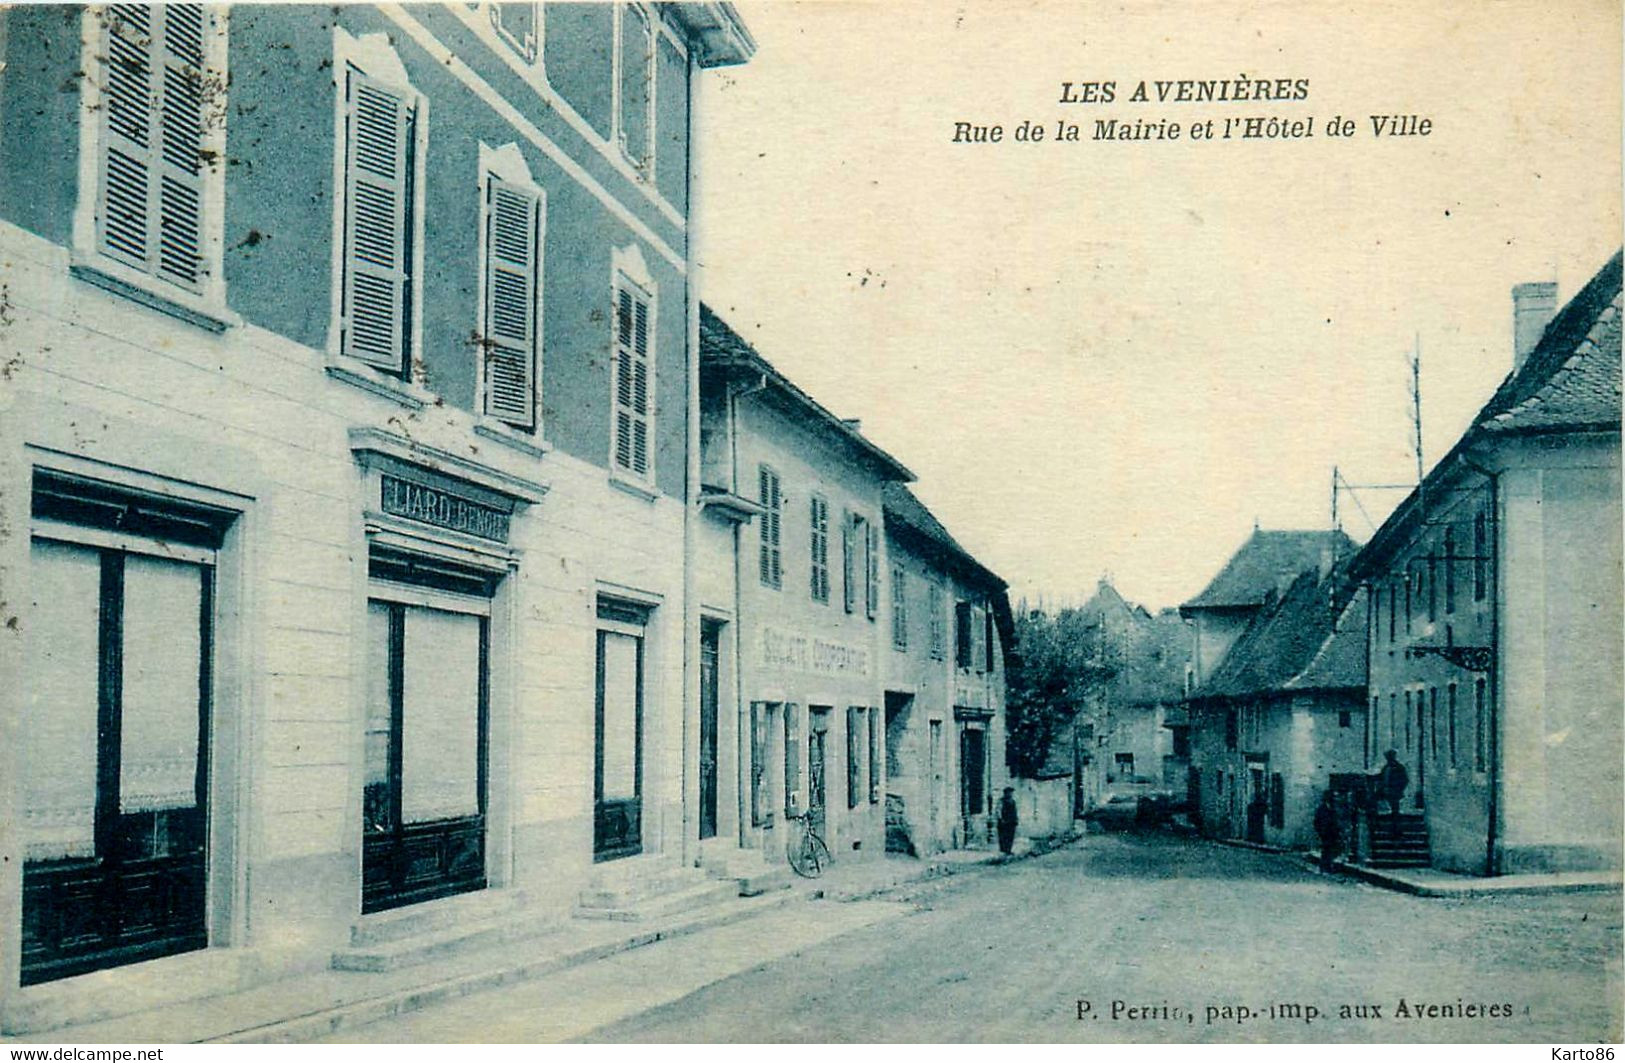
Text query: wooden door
698 623 719 840
808 709 830 838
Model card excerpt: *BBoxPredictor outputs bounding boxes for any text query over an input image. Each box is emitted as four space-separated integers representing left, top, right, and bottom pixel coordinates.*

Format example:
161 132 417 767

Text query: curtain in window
364 601 393 833
402 608 481 823
600 631 641 801
22 541 102 860
119 555 205 814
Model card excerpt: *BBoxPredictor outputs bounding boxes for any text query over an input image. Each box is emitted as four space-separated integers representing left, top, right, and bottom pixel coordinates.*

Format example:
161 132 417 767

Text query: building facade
1349 254 1623 875
696 307 912 879
0 1 753 1030
1185 568 1368 849
882 483 1012 855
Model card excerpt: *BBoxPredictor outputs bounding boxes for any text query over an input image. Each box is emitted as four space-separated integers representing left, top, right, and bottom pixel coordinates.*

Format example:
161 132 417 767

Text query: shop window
846 708 863 809
21 471 233 984
1474 679 1487 772
594 597 650 861
783 705 802 817
868 707 881 803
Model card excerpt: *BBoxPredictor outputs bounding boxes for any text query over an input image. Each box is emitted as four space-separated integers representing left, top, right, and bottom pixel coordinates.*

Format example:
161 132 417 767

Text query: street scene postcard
0 0 1620 1050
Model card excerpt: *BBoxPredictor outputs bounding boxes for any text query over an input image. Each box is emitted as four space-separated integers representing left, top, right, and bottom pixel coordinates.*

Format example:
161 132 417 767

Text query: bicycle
785 810 833 878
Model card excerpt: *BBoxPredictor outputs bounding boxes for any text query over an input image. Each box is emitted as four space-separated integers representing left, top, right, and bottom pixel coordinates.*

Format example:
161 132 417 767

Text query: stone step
734 864 793 898
577 863 709 908
333 905 561 973
575 878 740 923
348 888 530 948
1368 857 1432 869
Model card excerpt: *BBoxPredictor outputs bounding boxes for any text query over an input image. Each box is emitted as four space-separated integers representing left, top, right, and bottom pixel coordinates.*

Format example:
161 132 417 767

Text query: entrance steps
575 857 738 922
332 888 558 973
1368 813 1432 869
699 844 793 898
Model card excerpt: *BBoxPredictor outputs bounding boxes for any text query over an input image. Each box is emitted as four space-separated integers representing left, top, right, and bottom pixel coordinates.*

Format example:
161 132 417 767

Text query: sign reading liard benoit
381 474 511 543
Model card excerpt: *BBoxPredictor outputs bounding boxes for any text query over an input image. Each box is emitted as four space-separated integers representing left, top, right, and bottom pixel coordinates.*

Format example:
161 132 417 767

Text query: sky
693 0 1622 611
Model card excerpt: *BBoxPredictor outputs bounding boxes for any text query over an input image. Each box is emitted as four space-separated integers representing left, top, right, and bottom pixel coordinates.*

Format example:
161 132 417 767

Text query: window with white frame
489 2 539 63
611 275 654 479
86 4 226 301
615 4 655 176
479 159 543 428
337 50 421 374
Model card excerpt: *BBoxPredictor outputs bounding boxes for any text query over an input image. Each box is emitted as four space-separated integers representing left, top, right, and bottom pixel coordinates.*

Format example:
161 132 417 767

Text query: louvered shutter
343 72 413 370
865 521 879 619
99 4 208 291
613 282 653 477
483 178 539 427
842 513 856 613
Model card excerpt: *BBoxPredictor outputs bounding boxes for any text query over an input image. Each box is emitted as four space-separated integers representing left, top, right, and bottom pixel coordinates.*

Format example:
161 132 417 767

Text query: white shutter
100 6 155 270
483 177 539 426
98 5 209 291
343 72 412 370
842 513 856 613
156 4 206 288
612 281 653 477
865 520 880 618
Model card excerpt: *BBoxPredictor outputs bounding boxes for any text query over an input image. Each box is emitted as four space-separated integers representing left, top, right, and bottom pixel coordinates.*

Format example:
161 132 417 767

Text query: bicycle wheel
790 829 826 878
806 833 832 877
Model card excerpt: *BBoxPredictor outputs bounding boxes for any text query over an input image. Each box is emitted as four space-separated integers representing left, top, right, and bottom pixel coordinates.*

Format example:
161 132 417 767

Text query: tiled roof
882 483 1006 592
1349 251 1622 583
1182 529 1356 610
699 304 914 482
1195 567 1364 700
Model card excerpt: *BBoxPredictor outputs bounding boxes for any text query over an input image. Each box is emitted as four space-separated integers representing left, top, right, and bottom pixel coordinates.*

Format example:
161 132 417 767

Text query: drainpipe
681 47 700 868
729 375 766 850
1460 454 1501 876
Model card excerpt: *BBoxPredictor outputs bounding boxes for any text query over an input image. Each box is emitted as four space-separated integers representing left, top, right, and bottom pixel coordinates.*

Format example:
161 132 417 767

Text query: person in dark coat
997 786 1019 856
1378 749 1409 817
1313 788 1342 871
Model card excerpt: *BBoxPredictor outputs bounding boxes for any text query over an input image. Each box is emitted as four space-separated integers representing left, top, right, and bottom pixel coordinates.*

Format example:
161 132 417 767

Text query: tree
1004 608 1120 778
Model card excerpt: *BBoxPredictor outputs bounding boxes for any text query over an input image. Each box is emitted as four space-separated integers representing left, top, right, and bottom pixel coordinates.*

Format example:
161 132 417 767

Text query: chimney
1512 281 1558 371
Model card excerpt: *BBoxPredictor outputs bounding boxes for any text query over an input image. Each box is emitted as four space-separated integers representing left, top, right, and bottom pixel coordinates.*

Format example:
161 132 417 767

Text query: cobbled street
326 832 1623 1043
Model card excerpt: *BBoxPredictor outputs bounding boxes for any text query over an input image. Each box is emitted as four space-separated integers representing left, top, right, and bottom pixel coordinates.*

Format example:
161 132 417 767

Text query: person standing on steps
997 786 1019 856
1378 749 1409 818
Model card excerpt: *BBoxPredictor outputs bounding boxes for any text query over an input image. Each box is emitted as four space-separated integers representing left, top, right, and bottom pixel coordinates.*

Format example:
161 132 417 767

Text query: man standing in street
1313 788 1343 871
997 786 1019 856
1378 749 1409 817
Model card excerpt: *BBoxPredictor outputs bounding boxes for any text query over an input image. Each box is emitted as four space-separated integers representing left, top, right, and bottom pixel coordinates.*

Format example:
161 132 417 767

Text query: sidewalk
1316 855 1624 897
804 831 1078 902
4 837 1061 1045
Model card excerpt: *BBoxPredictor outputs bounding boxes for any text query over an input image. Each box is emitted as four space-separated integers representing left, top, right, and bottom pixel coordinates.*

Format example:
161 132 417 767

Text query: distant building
1073 582 1189 807
1180 529 1359 843
1348 252 1623 875
1185 568 1368 848
882 483 1012 854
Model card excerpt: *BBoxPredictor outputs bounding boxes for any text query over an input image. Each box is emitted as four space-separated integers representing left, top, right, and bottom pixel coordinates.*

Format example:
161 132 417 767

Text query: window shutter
842 514 856 613
100 4 209 291
865 521 879 619
613 283 653 477
483 178 539 426
343 72 412 370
